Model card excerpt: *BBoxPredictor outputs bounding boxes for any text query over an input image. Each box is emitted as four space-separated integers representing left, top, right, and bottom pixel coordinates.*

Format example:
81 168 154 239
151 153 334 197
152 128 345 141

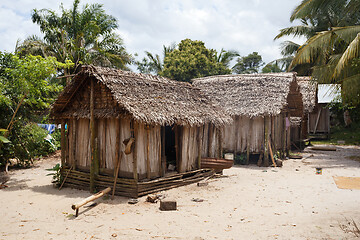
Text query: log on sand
72 187 111 217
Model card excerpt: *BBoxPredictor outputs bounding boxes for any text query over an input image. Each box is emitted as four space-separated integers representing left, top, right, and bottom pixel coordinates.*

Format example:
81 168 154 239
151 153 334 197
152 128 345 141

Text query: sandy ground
1 145 360 240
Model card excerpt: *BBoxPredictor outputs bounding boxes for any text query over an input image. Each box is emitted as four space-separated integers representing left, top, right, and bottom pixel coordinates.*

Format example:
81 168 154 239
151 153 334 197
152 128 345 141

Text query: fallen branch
72 187 111 217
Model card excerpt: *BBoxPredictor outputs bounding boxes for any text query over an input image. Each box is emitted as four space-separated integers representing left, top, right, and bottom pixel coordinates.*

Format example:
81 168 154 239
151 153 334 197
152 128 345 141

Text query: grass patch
311 122 360 146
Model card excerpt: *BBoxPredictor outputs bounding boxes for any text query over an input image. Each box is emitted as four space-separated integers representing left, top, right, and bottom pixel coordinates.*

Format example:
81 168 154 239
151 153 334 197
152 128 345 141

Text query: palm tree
136 43 176 74
16 0 132 77
274 0 359 74
288 0 360 106
215 49 239 69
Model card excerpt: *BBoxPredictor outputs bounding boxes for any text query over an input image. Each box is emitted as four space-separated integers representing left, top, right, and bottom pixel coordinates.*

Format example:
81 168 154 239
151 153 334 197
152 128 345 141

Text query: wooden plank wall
180 126 199 173
308 104 330 134
221 115 288 155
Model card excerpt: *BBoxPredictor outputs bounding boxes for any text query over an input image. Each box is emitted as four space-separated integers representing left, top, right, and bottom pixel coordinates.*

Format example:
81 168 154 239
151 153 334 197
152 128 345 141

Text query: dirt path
1 145 360 240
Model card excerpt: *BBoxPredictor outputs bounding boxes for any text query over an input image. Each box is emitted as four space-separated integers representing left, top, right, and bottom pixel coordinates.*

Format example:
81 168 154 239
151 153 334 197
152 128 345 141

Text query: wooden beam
313 108 322 134
158 126 162 177
90 78 96 193
268 140 276 167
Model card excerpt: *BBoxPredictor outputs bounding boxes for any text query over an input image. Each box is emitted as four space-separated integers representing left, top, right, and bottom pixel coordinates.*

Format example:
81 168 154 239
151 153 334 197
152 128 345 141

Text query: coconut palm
286 0 360 106
16 0 132 76
215 49 239 69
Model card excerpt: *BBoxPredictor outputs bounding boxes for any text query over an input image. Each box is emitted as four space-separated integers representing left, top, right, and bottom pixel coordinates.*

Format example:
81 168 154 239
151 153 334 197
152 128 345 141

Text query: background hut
193 72 303 166
308 84 341 138
50 65 231 197
290 77 317 148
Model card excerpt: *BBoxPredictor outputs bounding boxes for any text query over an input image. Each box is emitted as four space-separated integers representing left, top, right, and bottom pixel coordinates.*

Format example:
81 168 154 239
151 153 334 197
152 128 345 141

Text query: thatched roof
192 72 302 118
297 77 317 113
50 65 232 127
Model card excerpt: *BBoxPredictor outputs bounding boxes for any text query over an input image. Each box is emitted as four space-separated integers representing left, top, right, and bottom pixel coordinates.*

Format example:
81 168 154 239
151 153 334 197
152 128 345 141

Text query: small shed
308 84 341 137
290 77 317 148
193 72 303 166
50 65 231 197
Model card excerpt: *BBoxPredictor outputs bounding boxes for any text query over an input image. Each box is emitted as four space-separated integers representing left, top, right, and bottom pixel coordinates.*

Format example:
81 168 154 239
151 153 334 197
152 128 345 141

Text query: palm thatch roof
50 65 232 127
192 72 303 118
297 76 317 113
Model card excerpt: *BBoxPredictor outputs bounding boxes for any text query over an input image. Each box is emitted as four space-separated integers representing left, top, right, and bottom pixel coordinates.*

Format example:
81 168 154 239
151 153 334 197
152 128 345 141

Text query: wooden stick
59 166 73 190
72 187 111 217
132 121 138 182
313 108 322 134
112 151 123 199
268 140 277 167
264 117 269 167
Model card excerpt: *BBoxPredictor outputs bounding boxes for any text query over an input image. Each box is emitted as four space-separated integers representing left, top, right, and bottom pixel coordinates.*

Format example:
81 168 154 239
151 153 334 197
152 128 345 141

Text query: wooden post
264 116 269 167
246 118 252 165
146 125 151 179
282 113 286 159
174 126 179 172
197 126 203 169
60 119 66 167
90 79 96 193
132 121 138 182
72 119 77 168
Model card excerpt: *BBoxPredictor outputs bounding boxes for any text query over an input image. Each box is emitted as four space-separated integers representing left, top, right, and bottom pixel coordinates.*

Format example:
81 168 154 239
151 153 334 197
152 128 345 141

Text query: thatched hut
50 65 232 197
290 77 317 147
192 72 303 166
308 84 341 137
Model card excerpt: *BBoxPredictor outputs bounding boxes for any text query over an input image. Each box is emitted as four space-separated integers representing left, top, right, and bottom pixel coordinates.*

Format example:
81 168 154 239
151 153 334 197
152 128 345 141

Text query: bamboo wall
65 117 201 180
203 114 290 156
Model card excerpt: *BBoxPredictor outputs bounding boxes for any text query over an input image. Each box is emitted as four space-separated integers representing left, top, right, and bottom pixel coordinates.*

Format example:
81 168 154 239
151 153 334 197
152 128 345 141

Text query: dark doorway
164 125 176 172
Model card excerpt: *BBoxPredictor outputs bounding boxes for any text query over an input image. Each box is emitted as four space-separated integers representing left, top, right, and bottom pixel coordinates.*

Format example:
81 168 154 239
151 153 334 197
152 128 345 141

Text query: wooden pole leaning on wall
60 119 66 167
72 187 111 217
90 78 96 193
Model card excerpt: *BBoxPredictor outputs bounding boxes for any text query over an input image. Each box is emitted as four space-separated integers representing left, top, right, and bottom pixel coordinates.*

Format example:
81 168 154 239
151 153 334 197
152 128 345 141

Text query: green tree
160 39 231 82
232 52 264 74
0 52 71 165
16 0 132 78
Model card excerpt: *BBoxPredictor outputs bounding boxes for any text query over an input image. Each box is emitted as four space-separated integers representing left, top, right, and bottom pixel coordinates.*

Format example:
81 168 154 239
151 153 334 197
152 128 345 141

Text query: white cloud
0 0 303 65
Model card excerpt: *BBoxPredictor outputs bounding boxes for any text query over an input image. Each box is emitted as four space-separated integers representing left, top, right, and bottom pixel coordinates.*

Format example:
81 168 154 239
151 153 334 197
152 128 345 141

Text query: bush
0 122 57 167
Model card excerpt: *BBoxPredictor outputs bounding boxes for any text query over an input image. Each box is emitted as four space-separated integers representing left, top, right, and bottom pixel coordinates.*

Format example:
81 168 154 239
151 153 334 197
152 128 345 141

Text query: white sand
1 145 360 240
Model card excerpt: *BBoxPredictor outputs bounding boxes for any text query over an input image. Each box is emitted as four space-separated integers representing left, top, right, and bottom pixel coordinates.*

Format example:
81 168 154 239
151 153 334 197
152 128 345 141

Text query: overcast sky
0 0 304 68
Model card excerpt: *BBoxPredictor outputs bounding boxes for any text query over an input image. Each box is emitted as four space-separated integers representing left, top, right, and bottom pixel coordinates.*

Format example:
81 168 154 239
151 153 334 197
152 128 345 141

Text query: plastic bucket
316 167 322 175
224 153 234 160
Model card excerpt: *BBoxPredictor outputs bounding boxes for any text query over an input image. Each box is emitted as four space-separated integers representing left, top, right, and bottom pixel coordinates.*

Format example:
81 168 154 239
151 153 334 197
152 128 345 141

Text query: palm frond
334 32 360 77
274 25 314 40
